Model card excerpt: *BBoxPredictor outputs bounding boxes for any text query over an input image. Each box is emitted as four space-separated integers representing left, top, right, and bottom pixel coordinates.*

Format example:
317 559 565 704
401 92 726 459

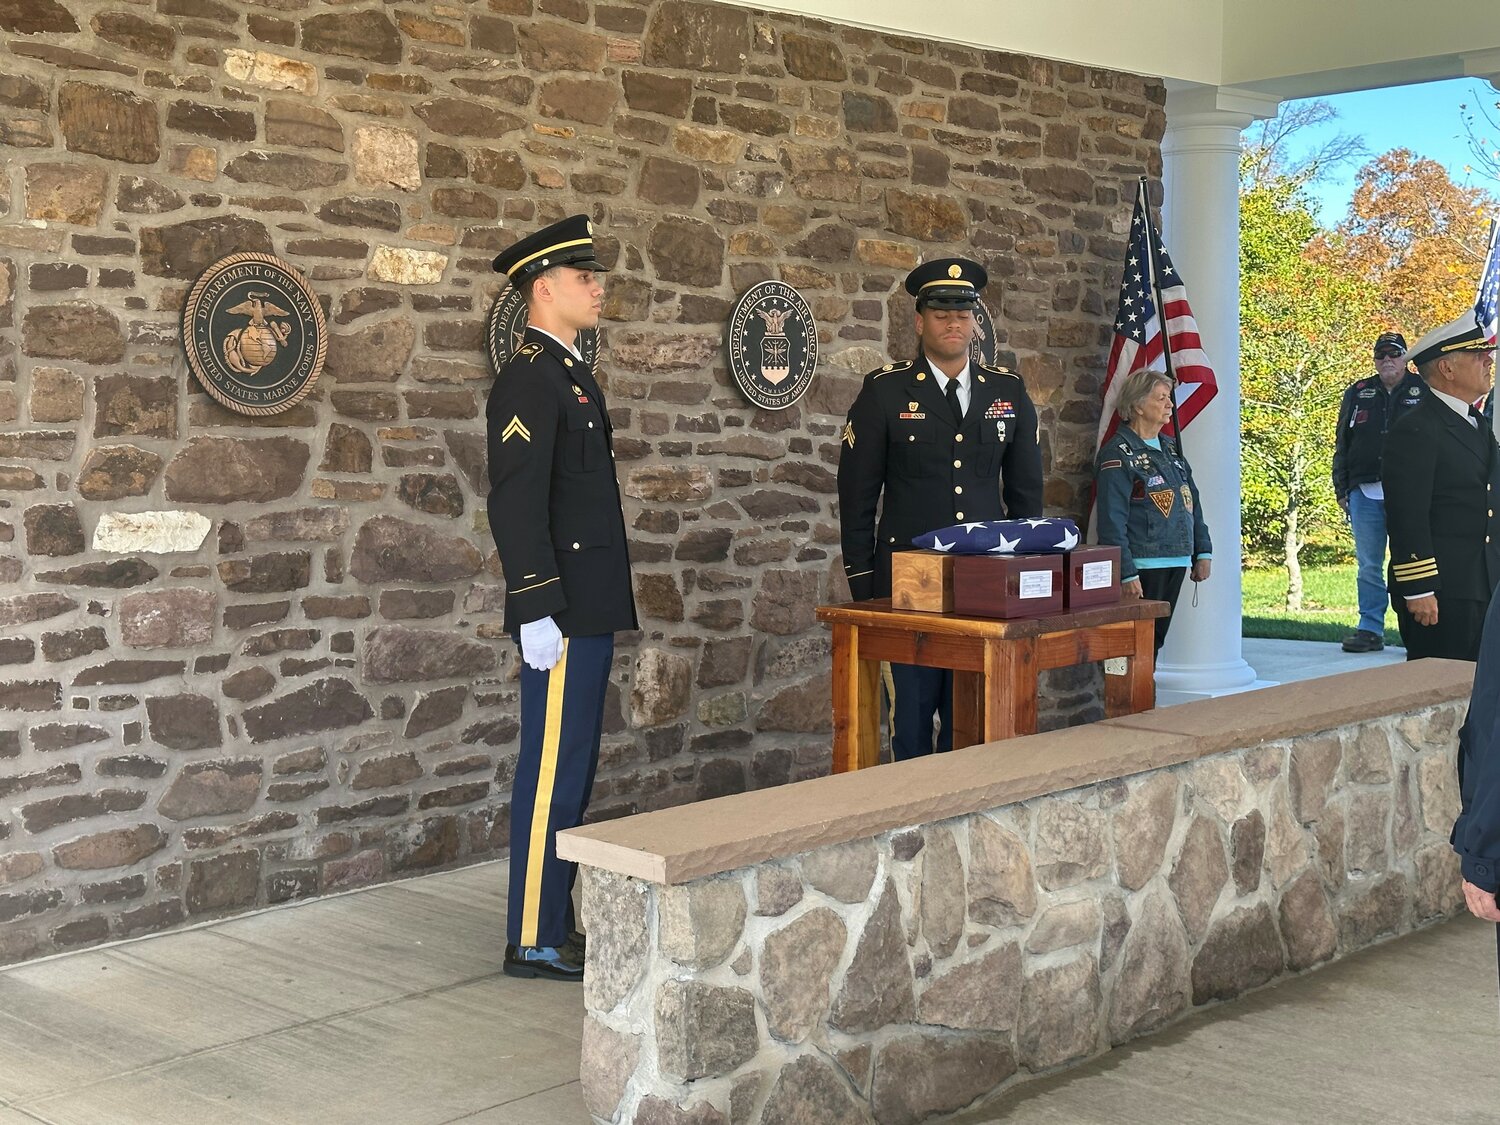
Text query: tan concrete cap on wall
1101 658 1473 754
558 659 1474 885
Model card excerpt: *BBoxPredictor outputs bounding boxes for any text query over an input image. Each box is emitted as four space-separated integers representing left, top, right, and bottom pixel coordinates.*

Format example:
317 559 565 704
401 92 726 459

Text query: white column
1154 84 1280 701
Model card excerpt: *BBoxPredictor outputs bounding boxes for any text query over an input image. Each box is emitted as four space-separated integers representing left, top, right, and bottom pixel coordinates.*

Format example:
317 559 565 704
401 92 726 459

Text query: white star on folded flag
931 537 954 552
989 533 1022 553
1054 528 1079 550
1022 518 1053 528
961 522 987 532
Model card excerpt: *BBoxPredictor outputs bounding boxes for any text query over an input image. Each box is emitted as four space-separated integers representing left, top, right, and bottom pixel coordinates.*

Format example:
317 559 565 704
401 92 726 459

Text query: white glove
520 616 564 671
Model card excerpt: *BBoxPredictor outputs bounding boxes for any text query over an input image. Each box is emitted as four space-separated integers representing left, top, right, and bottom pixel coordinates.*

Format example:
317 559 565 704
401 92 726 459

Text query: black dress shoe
1342 630 1384 653
503 943 583 981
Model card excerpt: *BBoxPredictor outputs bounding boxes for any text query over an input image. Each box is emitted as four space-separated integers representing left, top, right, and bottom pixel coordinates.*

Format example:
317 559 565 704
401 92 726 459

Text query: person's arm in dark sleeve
1454 604 1500 892
1001 387 1044 518
487 366 567 624
837 384 886 602
1331 384 1354 503
1381 416 1440 597
1093 447 1138 581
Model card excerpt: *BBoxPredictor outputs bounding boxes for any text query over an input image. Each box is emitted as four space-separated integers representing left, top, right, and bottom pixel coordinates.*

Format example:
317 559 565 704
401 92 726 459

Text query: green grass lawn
1242 563 1402 646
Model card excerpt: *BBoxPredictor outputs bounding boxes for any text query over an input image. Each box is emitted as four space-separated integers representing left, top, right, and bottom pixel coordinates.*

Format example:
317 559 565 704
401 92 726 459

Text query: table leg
831 623 856 773
856 657 881 770
982 638 1036 741
1104 618 1157 718
832 624 882 773
951 671 980 750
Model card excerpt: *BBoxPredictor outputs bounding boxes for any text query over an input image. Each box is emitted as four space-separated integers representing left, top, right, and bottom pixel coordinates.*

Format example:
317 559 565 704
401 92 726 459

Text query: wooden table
816 598 1171 772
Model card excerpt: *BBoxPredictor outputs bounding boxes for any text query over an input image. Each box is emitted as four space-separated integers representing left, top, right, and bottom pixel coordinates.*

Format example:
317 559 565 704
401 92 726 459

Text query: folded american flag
911 518 1081 555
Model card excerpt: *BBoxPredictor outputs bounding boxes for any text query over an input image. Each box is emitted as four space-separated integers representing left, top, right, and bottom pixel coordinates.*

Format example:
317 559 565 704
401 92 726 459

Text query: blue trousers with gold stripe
507 633 613 949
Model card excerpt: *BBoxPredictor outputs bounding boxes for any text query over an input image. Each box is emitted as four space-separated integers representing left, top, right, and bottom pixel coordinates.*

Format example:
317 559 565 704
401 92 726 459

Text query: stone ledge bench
559 659 1474 1125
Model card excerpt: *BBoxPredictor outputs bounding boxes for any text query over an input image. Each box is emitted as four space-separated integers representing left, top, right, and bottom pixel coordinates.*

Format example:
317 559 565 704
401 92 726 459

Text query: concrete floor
0 637 1482 1125
1 863 1494 1125
1239 635 1406 685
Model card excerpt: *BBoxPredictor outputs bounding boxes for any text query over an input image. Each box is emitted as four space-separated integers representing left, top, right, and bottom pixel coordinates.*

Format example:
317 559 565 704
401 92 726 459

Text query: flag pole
1139 176 1188 458
1488 216 1499 445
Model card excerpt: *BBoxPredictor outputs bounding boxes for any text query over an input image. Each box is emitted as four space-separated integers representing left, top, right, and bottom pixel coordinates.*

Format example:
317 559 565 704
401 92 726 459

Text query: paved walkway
1 637 1484 1125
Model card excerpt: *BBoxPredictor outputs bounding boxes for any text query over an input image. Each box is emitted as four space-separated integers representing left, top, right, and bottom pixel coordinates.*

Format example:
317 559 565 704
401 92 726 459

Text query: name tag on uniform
1357 388 1378 398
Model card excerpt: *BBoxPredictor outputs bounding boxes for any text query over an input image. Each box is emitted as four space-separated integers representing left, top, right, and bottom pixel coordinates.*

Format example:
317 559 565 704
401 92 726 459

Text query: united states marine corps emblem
726 280 818 410
485 286 598 378
182 253 325 415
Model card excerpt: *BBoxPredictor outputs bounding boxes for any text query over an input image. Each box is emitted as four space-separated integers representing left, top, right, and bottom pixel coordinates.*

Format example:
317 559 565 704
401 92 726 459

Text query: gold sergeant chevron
502 415 531 443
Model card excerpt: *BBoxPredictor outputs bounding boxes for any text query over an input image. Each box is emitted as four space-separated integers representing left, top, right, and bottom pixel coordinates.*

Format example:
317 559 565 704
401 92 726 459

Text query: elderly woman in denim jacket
1094 368 1212 651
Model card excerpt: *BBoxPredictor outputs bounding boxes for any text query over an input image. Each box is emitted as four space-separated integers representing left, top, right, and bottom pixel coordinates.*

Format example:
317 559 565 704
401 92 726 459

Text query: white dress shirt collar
1430 386 1478 427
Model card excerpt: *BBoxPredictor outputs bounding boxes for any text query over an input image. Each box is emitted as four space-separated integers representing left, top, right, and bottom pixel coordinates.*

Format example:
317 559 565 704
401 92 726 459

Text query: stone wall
577 702 1468 1124
0 0 1165 964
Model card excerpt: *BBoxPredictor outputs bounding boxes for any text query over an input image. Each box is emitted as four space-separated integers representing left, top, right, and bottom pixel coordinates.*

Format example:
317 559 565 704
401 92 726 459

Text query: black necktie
945 376 963 424
1470 405 1485 430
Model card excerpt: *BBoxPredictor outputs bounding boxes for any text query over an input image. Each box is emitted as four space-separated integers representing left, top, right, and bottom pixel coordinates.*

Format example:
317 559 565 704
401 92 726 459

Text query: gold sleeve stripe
1392 558 1438 576
511 576 561 594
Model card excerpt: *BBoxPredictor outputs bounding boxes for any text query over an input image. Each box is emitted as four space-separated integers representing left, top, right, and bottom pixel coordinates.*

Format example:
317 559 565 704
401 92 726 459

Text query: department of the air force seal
485 286 599 377
726 280 818 411
968 301 998 369
182 253 325 416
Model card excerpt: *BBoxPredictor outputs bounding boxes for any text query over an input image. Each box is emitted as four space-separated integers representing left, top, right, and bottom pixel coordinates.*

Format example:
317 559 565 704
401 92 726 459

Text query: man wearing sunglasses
1332 330 1424 653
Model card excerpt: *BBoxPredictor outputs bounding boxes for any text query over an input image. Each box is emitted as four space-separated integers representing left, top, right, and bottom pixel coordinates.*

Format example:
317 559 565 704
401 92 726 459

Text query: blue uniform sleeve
837 381 888 601
1454 600 1500 892
1093 444 1138 581
1000 386 1044 519
487 362 567 625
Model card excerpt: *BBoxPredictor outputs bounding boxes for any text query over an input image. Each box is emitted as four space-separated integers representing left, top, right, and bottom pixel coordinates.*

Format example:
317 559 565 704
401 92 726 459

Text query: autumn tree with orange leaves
1313 149 1497 335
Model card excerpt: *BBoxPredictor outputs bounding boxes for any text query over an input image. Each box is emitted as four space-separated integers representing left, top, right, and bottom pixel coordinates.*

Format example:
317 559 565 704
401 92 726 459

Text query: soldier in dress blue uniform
1381 310 1500 662
487 215 637 981
837 258 1044 761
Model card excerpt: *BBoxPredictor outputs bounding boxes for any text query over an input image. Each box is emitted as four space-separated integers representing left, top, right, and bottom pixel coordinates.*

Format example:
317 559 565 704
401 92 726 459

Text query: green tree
1239 174 1380 608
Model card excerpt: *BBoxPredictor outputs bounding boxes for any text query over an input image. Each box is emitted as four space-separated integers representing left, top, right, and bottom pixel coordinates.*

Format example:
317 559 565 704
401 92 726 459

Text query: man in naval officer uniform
837 258 1044 760
487 215 637 980
1381 310 1500 662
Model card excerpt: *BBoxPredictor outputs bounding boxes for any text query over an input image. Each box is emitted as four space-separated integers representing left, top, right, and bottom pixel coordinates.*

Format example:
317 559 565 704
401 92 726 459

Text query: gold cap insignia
948 264 962 278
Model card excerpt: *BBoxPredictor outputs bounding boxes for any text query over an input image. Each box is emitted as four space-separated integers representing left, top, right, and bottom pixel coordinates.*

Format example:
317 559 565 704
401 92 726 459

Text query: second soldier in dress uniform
1382 310 1500 662
837 258 1044 760
487 215 637 980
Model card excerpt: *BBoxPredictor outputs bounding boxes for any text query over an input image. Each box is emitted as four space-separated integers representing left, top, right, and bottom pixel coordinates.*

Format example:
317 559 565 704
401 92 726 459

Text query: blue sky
1275 77 1500 227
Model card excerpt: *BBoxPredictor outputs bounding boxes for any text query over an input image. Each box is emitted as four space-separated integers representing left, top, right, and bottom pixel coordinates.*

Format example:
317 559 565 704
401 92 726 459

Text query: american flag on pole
1476 218 1499 343
1477 219 1499 439
1097 179 1219 449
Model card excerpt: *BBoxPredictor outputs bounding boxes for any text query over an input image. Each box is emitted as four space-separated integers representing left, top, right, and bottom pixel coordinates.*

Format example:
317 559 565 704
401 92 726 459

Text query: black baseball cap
1373 331 1406 357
